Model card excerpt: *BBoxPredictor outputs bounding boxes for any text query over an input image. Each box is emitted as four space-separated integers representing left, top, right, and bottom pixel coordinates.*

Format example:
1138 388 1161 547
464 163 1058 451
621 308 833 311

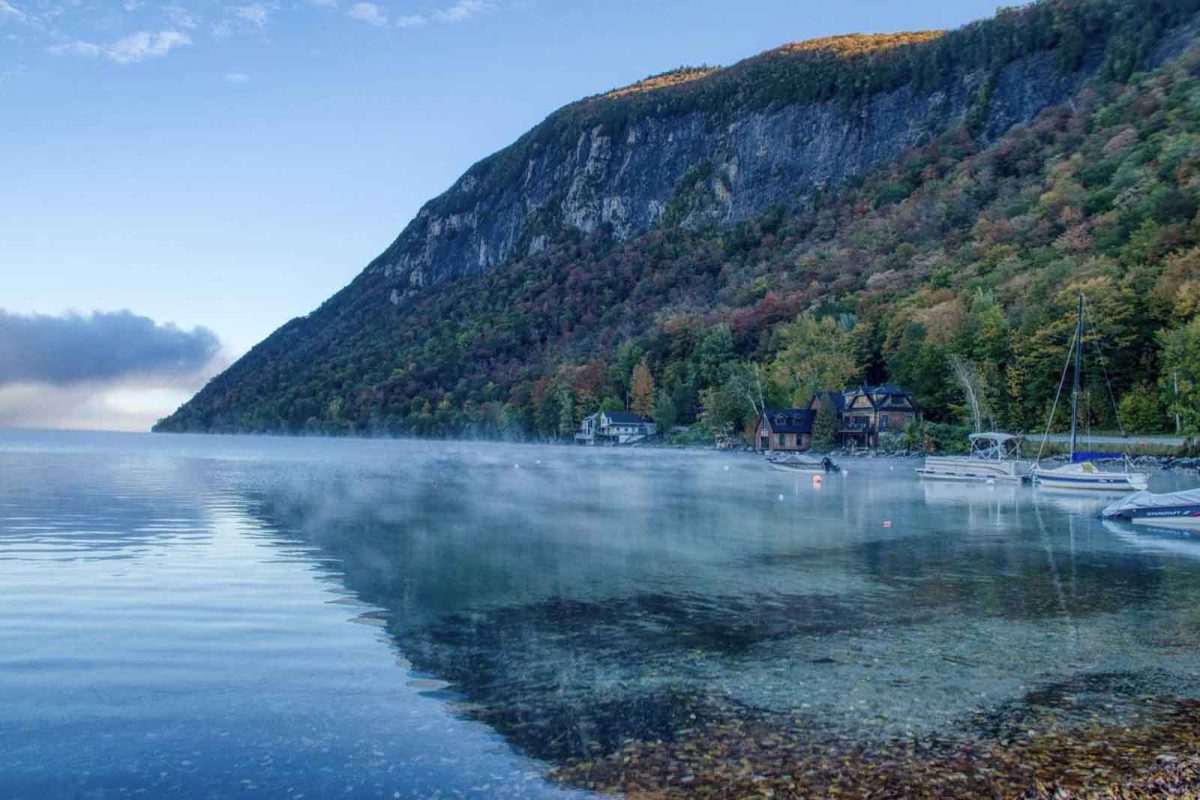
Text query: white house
575 411 657 445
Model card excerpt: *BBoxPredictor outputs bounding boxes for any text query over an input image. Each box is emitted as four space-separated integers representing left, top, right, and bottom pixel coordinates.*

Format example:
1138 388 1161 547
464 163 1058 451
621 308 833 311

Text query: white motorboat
767 454 839 473
916 432 1028 483
1031 293 1149 493
1102 489 1200 528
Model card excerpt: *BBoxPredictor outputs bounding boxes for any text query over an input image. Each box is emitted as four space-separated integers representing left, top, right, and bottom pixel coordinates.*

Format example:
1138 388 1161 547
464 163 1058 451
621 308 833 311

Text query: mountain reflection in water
241 443 1200 763
3 432 1200 797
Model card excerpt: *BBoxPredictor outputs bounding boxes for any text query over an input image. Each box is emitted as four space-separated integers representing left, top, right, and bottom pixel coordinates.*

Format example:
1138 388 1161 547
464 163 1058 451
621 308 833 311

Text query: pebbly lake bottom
2 431 1200 798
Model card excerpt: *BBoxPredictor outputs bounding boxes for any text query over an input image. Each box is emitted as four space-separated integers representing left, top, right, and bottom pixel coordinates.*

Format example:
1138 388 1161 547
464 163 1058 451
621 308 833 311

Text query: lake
2 431 1200 797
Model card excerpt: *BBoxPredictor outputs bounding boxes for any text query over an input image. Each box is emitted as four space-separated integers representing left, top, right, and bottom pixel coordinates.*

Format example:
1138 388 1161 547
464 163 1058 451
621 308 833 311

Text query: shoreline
549 695 1200 798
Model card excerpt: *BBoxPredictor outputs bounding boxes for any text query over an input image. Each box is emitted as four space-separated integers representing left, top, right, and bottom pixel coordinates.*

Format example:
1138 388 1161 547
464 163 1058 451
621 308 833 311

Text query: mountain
156 0 1200 442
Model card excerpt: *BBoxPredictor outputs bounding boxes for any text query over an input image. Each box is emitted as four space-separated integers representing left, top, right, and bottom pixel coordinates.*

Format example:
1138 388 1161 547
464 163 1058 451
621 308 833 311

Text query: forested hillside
156 0 1200 445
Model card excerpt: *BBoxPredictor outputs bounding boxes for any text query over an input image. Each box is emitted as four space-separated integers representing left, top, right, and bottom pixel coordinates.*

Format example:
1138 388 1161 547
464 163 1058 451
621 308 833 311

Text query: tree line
157 39 1200 449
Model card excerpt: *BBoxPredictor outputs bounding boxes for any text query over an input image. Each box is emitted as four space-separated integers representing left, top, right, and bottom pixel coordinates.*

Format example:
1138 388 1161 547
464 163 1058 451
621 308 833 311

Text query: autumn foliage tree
770 314 860 406
631 358 656 418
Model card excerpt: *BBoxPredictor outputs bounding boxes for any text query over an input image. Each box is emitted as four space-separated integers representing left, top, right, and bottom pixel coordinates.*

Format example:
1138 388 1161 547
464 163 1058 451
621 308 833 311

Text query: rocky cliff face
368 38 1115 305
155 0 1200 436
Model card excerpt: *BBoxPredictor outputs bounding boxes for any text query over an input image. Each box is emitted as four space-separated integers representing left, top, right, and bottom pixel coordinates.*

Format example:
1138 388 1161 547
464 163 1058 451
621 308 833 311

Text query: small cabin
754 409 816 453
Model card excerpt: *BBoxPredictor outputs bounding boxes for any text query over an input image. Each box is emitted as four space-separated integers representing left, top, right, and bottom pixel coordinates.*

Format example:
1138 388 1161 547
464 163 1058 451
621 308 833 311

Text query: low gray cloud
0 309 220 386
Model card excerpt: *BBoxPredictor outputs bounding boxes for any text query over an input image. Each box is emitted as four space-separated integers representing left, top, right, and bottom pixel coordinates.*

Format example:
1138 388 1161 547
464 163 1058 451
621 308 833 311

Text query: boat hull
1105 504 1200 527
769 460 837 474
1033 459 1148 492
1033 468 1148 492
1129 513 1200 529
917 456 1028 484
769 461 825 473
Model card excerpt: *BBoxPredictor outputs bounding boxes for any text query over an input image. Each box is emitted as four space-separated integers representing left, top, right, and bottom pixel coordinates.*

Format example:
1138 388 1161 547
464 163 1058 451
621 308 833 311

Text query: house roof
601 411 653 425
809 391 846 412
761 409 815 434
846 384 916 410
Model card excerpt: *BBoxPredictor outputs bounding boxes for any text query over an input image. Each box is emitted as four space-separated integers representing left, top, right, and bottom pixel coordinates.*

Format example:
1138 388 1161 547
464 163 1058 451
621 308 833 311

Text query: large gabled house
753 408 816 453
809 384 917 449
575 410 657 445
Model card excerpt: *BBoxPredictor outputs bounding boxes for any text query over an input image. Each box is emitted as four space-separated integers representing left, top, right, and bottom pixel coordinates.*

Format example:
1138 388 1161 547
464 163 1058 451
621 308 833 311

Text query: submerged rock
548 698 1200 798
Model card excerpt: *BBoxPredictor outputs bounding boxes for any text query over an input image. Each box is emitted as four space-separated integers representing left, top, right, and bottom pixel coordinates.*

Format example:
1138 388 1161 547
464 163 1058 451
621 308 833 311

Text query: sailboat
1031 294 1149 493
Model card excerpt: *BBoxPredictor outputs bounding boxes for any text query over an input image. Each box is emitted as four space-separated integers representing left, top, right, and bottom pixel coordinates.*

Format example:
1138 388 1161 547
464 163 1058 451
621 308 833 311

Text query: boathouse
753 409 816 453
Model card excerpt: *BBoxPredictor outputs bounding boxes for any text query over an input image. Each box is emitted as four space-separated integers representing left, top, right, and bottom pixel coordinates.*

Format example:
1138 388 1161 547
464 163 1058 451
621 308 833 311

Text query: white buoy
778 494 785 501
723 465 730 471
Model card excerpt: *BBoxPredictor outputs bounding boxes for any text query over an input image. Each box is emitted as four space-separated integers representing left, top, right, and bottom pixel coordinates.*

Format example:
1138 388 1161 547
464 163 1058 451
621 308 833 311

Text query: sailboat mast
1069 293 1083 459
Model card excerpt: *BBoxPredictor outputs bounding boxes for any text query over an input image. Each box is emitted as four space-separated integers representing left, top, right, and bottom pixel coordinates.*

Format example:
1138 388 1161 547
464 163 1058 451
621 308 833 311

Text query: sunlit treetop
596 67 722 102
769 31 947 59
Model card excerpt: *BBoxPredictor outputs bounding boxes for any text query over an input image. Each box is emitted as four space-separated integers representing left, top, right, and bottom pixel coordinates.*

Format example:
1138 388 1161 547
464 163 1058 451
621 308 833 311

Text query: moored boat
1033 459 1149 491
1102 489 1200 528
1031 293 1149 493
768 454 840 473
916 432 1028 483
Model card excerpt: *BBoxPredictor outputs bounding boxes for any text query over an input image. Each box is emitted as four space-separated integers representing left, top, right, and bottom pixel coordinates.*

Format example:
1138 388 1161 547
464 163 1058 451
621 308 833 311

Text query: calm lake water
2 431 1200 798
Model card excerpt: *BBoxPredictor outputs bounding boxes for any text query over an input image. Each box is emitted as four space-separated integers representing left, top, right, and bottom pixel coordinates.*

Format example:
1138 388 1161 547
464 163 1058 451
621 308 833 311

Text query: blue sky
1 0 1003 429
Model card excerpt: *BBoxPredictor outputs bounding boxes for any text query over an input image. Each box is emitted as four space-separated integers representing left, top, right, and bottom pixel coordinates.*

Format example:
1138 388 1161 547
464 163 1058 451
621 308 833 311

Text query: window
881 414 889 430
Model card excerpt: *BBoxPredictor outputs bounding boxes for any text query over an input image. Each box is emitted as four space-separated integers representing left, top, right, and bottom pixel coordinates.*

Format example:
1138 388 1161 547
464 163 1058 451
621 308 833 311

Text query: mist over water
2 431 1200 797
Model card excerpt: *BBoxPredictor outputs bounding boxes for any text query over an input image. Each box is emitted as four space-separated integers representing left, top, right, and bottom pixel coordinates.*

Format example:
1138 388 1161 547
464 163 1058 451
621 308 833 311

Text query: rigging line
1035 319 1080 464
1084 297 1128 441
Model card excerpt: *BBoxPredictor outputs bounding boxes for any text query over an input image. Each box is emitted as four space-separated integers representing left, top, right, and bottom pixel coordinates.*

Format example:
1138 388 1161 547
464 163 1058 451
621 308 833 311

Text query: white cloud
433 0 489 23
50 29 192 65
309 0 337 6
348 2 385 26
0 1 26 23
396 1 493 30
162 5 197 30
224 71 250 83
231 3 270 28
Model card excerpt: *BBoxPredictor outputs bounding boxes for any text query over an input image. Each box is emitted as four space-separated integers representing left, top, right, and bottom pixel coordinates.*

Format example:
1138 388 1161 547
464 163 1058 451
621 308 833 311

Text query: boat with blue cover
1103 489 1200 528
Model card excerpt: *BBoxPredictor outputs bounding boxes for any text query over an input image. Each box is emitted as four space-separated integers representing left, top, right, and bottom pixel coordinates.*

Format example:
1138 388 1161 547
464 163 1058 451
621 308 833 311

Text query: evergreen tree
813 397 839 450
653 389 679 432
